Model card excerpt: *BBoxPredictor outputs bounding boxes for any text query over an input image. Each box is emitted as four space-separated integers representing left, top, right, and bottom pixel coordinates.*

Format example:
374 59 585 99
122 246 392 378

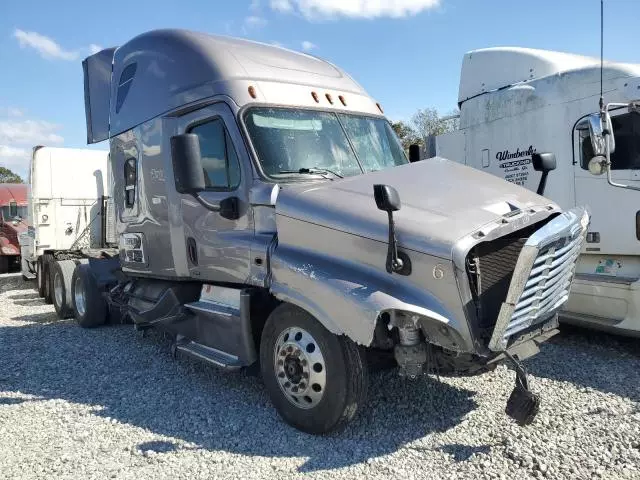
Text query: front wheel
260 304 368 434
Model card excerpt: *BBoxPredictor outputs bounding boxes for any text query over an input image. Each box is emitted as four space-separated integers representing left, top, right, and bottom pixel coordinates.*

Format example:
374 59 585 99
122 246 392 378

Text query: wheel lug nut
278 359 284 365
291 386 298 393
298 383 305 389
302 372 309 378
287 346 293 353
278 372 285 378
301 360 307 366
284 382 291 388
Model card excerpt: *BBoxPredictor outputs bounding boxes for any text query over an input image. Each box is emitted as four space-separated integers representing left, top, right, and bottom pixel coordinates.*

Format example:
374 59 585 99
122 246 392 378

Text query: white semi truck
20 146 117 317
431 47 640 336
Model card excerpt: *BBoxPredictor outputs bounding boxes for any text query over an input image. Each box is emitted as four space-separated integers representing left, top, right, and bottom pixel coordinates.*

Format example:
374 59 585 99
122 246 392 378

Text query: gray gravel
1 273 639 480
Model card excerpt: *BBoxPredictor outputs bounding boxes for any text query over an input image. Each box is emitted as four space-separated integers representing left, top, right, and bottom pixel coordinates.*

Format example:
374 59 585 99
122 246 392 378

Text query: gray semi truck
75 29 589 434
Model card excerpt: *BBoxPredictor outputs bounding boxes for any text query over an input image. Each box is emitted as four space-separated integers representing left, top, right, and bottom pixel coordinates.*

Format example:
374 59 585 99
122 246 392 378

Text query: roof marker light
339 95 347 106
325 93 333 104
311 91 319 103
248 86 257 99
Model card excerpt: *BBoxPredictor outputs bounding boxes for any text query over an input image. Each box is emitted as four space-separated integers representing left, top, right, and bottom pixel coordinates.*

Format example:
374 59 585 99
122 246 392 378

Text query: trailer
431 47 640 337
0 183 28 273
20 146 117 317
73 30 588 433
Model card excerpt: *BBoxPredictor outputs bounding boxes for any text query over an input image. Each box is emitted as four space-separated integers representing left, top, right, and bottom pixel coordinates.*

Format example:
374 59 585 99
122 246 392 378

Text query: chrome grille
502 232 583 338
488 207 589 351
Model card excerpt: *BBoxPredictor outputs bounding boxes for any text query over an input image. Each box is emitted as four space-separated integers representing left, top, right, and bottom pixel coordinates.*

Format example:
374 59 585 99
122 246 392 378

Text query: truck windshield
244 107 408 179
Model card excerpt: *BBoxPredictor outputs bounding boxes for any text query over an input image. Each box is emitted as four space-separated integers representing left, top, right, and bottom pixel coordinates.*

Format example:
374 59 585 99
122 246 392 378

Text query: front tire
260 304 368 434
71 264 107 328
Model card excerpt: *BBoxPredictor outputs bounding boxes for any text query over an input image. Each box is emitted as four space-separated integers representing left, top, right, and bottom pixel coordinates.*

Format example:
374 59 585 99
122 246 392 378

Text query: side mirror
408 144 421 163
531 152 556 196
373 184 401 212
588 155 607 176
531 152 556 173
587 112 616 156
170 134 205 194
373 184 407 274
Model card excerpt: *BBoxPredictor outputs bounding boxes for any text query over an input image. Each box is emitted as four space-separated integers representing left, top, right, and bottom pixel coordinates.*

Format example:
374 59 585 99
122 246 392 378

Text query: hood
275 158 557 259
3 220 28 234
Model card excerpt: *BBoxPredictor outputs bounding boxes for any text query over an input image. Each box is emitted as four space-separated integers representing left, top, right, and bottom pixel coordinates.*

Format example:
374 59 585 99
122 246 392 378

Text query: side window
580 112 640 170
116 64 137 114
124 158 137 208
189 118 241 190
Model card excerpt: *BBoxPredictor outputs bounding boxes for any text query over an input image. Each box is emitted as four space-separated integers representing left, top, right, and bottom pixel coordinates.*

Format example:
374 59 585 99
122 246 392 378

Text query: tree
411 108 460 139
390 120 422 151
0 166 24 184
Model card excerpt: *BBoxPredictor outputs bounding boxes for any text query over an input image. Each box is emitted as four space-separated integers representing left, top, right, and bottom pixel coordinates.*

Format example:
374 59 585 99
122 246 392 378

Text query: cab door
175 102 254 284
573 111 640 259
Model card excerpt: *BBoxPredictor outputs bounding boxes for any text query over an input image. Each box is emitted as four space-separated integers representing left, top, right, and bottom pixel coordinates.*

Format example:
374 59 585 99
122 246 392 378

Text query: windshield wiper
278 167 344 179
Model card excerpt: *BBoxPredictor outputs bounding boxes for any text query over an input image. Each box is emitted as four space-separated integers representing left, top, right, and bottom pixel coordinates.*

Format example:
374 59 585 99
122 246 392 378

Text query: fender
268 244 470 349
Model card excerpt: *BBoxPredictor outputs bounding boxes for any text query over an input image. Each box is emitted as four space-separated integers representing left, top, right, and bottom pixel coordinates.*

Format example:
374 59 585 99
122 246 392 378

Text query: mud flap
504 351 540 426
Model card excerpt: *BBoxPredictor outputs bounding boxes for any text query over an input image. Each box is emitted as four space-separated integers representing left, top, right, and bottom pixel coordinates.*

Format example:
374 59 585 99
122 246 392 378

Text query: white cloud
301 40 317 51
0 145 30 158
14 29 78 60
0 116 64 179
244 15 268 29
250 0 261 11
269 0 441 19
0 119 64 146
271 0 293 12
1 107 24 117
14 29 103 61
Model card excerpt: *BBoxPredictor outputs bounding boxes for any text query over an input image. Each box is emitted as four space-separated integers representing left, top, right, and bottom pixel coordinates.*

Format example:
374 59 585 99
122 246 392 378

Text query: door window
579 112 640 170
189 118 241 190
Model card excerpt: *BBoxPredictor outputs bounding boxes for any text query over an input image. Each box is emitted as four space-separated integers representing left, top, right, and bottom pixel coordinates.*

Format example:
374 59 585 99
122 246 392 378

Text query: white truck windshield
244 107 408 179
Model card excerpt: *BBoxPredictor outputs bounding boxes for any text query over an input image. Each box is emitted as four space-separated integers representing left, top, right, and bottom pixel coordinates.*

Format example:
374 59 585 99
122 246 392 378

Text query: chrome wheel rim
74 276 86 317
274 327 326 409
54 271 64 307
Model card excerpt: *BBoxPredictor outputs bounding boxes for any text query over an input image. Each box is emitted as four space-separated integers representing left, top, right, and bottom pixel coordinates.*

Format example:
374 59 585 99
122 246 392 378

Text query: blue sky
1 0 639 178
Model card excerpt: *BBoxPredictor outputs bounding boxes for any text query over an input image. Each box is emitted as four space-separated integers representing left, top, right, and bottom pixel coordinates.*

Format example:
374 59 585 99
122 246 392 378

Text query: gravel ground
1 273 639 480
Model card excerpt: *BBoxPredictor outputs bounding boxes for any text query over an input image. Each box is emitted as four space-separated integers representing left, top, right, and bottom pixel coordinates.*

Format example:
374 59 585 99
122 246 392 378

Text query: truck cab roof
458 46 640 105
84 29 381 143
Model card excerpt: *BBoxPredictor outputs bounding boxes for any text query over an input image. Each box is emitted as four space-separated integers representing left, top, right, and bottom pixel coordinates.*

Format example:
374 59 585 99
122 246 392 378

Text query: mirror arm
536 172 549 196
603 133 640 192
192 193 221 212
385 211 404 274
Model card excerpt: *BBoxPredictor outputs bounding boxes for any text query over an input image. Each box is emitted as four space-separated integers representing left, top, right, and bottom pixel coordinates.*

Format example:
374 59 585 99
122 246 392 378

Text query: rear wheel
52 260 81 319
260 304 368 434
36 258 45 296
71 264 107 328
42 253 54 304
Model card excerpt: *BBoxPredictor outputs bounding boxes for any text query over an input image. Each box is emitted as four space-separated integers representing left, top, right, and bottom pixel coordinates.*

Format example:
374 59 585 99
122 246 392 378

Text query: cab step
173 337 243 371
